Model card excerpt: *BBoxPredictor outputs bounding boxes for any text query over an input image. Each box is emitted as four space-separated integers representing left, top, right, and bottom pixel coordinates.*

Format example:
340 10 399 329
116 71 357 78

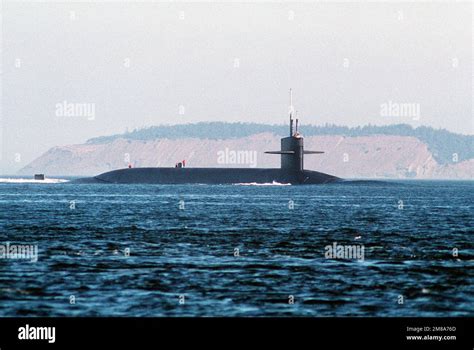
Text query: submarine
74 91 340 185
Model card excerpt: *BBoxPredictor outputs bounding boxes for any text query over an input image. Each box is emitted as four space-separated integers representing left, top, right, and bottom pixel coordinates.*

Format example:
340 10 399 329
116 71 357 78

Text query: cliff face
19 133 473 179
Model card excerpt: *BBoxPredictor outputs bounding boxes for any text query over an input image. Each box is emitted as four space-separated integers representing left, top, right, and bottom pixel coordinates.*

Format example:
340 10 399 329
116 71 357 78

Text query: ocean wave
0 178 69 184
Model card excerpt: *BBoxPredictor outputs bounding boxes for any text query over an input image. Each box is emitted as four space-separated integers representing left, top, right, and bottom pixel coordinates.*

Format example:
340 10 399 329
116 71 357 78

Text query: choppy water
0 179 472 316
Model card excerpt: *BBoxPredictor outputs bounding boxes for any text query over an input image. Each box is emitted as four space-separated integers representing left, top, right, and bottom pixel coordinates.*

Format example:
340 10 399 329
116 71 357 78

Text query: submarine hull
74 167 339 185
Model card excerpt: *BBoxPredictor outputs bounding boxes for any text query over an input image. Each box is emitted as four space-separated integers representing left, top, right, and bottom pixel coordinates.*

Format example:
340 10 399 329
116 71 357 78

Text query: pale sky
1 1 472 174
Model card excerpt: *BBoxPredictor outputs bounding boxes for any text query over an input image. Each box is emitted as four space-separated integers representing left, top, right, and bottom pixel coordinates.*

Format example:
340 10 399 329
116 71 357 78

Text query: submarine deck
74 167 340 185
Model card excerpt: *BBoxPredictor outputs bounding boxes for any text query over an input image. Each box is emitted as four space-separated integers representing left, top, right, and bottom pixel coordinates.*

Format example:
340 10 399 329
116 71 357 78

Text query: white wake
0 178 69 184
233 181 291 186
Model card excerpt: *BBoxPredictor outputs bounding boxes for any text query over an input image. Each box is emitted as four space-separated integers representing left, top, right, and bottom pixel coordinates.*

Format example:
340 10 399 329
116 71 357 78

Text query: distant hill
87 123 474 165
19 123 474 179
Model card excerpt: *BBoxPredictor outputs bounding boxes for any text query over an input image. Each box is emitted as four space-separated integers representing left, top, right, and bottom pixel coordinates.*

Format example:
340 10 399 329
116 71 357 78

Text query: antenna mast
289 88 293 136
295 111 298 134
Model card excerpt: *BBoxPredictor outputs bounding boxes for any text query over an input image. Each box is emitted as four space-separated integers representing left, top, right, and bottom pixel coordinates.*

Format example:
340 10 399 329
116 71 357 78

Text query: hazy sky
1 1 472 173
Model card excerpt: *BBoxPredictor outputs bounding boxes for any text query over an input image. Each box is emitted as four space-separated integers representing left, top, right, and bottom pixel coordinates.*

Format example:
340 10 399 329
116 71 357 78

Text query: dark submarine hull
74 167 340 185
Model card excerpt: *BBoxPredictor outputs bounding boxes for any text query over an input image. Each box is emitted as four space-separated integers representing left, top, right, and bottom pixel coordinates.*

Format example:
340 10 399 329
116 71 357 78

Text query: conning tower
265 89 324 172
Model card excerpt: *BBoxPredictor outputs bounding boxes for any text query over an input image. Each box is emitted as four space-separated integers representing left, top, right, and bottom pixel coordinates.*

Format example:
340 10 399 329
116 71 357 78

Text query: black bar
0 317 472 349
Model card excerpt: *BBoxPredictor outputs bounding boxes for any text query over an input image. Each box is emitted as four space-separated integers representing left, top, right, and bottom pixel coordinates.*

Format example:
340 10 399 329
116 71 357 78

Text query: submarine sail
264 89 326 173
